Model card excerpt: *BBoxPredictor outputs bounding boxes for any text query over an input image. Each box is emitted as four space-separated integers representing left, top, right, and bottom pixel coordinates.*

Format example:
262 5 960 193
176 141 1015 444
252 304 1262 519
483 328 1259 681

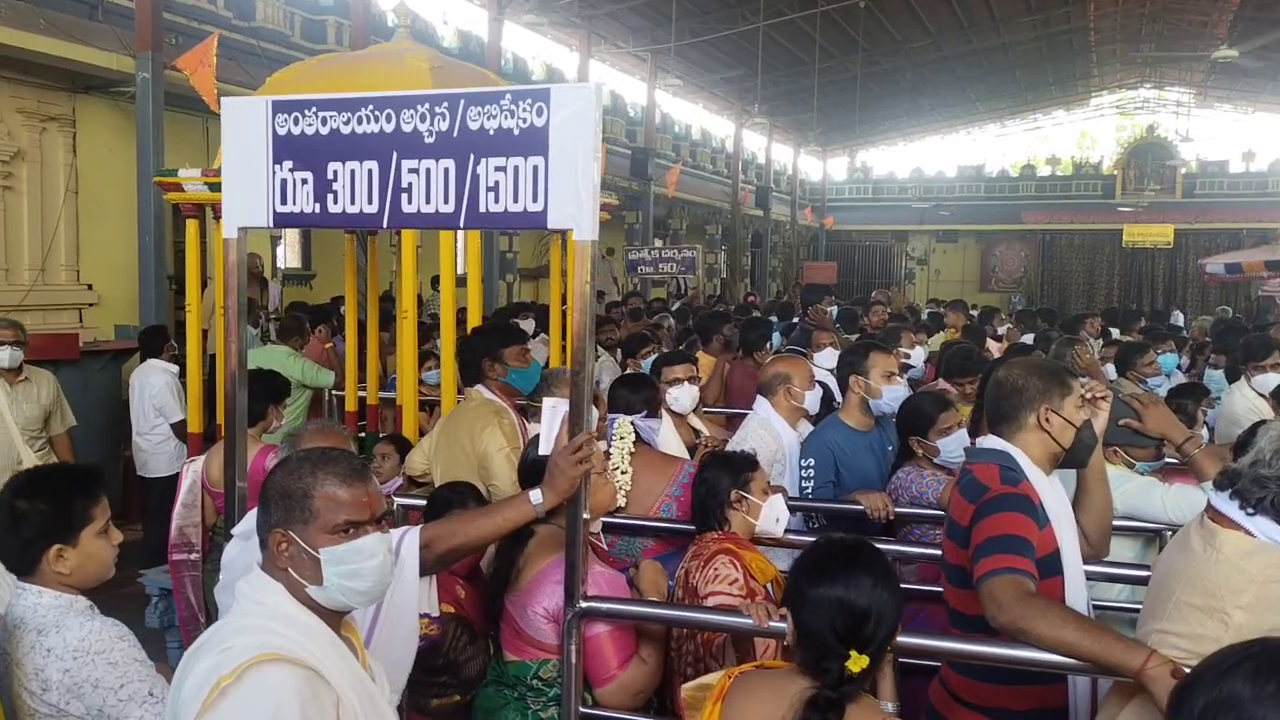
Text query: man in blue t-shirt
800 340 910 529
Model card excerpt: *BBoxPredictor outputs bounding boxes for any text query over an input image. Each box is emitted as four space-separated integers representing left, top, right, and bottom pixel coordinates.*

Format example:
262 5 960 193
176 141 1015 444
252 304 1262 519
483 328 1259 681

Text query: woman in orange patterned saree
682 535 904 720
668 450 787 713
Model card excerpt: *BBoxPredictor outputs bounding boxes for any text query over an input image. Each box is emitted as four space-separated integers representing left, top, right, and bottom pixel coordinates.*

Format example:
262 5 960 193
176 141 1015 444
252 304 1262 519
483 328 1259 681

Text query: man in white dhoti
167 448 401 719
210 420 597 703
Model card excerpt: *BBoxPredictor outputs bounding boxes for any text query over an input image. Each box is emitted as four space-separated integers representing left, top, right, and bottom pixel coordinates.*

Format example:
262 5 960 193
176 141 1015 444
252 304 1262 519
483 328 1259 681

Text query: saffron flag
173 33 221 113
740 185 751 207
804 206 813 223
665 161 683 198
823 215 835 230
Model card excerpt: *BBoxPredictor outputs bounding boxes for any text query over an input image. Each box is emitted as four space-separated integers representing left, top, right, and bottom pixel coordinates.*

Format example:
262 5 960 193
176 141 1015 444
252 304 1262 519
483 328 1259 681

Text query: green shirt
248 344 336 444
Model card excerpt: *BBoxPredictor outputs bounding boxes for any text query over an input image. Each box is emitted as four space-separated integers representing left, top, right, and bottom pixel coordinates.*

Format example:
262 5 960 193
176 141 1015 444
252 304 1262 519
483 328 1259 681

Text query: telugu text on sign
623 246 701 277
268 87 553 231
1121 224 1176 249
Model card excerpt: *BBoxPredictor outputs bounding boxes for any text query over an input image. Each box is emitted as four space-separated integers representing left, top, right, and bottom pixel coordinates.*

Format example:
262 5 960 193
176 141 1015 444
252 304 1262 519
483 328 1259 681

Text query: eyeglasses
0 340 27 350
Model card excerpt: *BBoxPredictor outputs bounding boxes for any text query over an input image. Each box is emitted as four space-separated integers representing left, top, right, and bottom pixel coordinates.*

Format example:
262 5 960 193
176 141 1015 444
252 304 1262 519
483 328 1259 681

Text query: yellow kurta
403 387 526 501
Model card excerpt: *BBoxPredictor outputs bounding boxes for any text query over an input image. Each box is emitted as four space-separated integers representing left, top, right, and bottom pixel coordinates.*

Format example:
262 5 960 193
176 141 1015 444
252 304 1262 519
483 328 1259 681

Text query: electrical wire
598 0 864 54
1 139 77 314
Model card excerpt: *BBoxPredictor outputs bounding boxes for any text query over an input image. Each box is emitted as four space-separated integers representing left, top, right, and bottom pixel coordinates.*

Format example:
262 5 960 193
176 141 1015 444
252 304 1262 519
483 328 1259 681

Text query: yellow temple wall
909 230 1007 308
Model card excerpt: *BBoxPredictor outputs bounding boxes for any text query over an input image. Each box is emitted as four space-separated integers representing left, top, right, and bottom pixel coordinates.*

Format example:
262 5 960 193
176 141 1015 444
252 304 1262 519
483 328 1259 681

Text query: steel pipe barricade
577 597 1119 679
597 514 1152 586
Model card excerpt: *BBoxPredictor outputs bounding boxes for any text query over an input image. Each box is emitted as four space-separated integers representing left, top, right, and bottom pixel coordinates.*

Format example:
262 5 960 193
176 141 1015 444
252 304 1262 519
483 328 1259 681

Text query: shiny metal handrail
578 598 1121 679
598 514 1152 585
785 498 1177 536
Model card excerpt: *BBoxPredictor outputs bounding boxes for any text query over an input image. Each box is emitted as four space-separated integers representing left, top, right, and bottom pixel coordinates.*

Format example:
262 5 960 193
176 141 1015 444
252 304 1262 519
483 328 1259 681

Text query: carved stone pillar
50 115 78 285
13 109 45 287
0 122 18 284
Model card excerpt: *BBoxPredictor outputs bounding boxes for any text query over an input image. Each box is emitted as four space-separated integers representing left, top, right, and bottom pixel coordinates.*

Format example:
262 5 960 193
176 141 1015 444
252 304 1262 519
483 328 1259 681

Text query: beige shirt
403 387 525 501
1215 377 1274 446
0 364 76 484
1097 515 1280 719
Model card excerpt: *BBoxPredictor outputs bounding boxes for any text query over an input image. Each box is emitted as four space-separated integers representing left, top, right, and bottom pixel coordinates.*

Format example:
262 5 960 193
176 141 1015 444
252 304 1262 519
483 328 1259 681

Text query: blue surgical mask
1142 373 1170 395
1204 368 1229 399
640 354 657 374
906 363 927 382
863 378 911 417
501 360 544 397
771 331 783 353
1156 352 1180 377
421 369 441 386
1119 449 1167 476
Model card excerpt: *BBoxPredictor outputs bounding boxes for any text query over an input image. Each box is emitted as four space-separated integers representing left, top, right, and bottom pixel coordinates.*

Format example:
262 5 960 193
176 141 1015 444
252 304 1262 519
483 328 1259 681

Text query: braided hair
784 534 904 720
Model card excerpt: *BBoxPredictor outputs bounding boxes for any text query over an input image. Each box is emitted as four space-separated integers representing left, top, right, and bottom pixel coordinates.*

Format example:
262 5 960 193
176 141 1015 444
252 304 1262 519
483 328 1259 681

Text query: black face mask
1047 408 1098 470
626 306 646 322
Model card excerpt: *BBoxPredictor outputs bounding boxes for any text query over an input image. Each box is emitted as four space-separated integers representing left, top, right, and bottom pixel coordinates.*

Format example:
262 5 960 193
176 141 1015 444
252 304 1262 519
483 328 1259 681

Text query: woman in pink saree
168 368 290 646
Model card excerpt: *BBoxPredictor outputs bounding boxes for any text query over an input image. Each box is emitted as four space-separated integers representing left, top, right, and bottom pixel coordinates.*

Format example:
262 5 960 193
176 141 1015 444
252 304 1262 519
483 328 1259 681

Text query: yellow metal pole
343 233 359 435
439 231 458 416
214 218 226 440
549 232 564 367
366 233 381 435
566 234 576 361
466 231 483 330
184 214 204 454
400 230 422 440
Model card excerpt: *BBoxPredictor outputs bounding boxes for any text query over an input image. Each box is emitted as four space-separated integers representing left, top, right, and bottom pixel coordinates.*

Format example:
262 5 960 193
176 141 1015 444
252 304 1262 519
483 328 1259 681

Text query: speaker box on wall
754 185 772 209
629 148 654 181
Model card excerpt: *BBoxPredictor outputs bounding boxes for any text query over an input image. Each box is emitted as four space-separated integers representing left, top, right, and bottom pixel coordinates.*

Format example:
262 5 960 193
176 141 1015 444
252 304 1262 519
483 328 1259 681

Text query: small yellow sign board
1122 224 1175 249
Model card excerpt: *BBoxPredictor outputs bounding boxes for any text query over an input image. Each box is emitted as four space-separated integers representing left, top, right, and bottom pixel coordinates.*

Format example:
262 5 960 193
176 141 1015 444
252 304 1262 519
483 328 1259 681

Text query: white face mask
248 325 261 338
1103 363 1118 382
736 490 790 539
515 318 536 336
812 347 840 371
1200 424 1211 444
922 427 969 470
0 346 23 371
287 530 395 612
863 378 911 417
664 383 701 416
827 304 840 318
789 384 823 417
1249 371 1280 398
902 345 927 369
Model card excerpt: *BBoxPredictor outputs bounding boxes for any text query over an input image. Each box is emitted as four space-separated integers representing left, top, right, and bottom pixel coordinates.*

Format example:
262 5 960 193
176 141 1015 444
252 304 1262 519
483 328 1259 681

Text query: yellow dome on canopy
255 6 506 97
211 6 506 169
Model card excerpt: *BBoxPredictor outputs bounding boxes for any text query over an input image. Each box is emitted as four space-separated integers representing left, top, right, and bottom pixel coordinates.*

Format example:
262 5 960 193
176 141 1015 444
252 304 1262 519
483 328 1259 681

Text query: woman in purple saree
168 369 289 646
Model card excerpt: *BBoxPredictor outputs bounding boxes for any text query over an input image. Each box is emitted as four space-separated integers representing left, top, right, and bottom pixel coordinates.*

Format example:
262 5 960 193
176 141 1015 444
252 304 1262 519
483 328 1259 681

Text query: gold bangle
1183 442 1209 462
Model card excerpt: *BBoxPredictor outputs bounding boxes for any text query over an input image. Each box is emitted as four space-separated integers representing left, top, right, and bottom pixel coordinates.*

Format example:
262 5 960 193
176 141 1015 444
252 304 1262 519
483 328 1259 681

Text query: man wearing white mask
725 355 818 568
202 427 596 715
651 350 726 458
800 341 907 530
1215 333 1280 445
0 317 76 485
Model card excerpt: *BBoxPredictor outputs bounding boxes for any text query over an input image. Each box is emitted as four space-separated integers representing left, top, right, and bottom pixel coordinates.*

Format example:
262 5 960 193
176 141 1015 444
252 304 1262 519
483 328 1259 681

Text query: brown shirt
0 364 76 485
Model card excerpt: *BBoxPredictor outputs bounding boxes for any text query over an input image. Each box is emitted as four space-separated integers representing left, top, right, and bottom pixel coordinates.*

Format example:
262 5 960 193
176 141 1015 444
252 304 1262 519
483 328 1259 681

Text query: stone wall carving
0 80 96 330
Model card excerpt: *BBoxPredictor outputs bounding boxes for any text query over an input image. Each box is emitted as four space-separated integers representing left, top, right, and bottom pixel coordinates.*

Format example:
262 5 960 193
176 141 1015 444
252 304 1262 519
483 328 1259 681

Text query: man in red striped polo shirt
926 358 1183 719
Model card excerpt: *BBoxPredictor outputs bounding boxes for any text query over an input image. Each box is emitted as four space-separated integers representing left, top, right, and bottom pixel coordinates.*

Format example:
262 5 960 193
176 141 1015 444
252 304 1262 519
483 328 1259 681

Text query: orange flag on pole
173 33 221 113
823 215 835 230
804 206 813 223
665 161 683 198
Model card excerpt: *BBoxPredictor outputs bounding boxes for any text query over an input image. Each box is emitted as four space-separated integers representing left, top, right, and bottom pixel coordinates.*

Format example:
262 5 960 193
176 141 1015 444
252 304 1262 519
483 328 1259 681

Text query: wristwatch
528 487 546 518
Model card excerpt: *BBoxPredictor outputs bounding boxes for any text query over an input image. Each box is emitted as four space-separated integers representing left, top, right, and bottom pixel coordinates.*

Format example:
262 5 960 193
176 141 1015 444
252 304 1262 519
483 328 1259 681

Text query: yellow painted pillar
366 233 381 434
214 218 226 440
549 233 564 367
183 213 204 454
399 230 421 440
566 234 576 361
439 231 458 416
343 233 359 435
466 231 483 330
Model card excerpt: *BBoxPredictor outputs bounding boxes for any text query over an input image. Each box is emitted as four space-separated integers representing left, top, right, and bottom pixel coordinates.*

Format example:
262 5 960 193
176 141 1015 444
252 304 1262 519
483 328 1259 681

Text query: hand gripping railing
388 494 1134 720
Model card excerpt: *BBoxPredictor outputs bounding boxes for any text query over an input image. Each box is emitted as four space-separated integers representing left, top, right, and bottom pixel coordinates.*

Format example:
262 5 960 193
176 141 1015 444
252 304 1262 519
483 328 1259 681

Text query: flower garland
607 416 637 509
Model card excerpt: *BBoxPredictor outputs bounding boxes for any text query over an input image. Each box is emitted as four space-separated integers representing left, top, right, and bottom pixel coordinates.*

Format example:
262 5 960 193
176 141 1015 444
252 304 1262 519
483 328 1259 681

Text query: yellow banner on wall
1122 224 1175 249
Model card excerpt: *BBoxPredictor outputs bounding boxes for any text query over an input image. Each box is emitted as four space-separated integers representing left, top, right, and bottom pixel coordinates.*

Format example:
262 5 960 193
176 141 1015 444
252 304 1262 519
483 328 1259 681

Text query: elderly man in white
725 354 818 568
201 420 594 708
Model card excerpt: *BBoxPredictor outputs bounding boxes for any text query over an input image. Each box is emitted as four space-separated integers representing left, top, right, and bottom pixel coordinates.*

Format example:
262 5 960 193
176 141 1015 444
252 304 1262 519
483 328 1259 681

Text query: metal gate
824 231 906 300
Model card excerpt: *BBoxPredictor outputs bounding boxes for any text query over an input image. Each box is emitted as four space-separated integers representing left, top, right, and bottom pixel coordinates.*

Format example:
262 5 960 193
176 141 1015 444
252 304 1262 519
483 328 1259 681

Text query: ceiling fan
1138 28 1280 69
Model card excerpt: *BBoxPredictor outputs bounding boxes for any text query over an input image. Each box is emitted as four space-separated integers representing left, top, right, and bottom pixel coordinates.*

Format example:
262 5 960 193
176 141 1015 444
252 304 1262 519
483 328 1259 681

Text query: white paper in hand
538 397 570 456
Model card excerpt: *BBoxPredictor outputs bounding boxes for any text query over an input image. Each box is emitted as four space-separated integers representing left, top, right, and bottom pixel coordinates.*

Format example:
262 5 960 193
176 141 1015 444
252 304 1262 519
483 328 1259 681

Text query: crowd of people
1 274 1280 719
